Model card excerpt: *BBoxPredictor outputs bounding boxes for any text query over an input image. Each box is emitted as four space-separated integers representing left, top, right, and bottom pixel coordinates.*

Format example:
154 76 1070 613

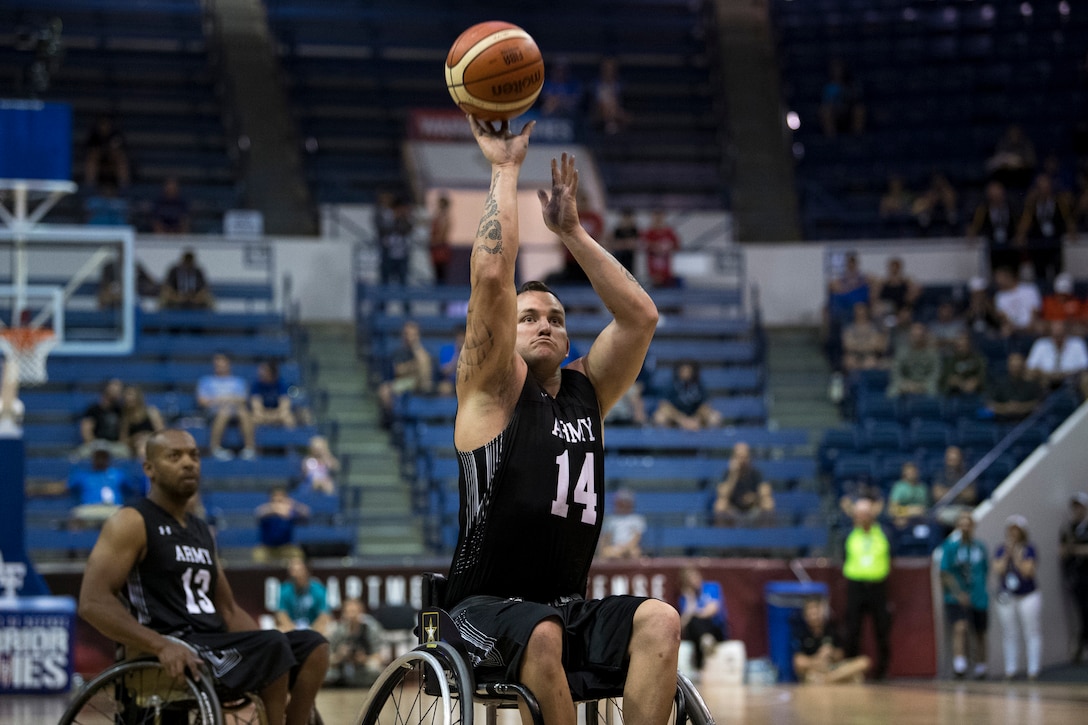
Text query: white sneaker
240 448 257 461
212 448 233 461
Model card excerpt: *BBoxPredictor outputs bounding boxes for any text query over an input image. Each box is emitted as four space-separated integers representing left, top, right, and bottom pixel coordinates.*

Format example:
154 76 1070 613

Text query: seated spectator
818 58 865 138
968 180 1019 274
436 330 464 396
678 566 728 674
82 114 130 189
150 176 191 234
77 378 128 459
378 320 434 425
197 353 256 460
841 302 889 372
118 384 164 458
598 489 646 559
886 305 917 354
97 257 160 309
912 173 959 235
300 435 339 496
607 207 641 275
791 597 870 684
1014 173 1075 283
878 175 914 223
965 277 1003 337
652 361 722 430
929 301 968 354
67 445 133 529
250 360 296 429
326 597 387 688
592 56 629 134
986 353 1045 421
643 210 681 289
887 323 940 397
275 556 331 633
986 124 1037 190
713 442 775 525
539 56 583 118
940 332 987 397
160 249 214 310
84 181 130 226
0 360 24 437
1041 272 1088 334
603 380 648 427
932 445 978 528
993 267 1041 336
1025 319 1088 389
254 486 310 563
873 258 921 320
888 462 930 530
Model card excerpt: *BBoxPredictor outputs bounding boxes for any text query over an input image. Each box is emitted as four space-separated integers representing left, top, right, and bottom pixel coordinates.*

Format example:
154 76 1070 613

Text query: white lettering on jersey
174 545 214 565
549 416 596 444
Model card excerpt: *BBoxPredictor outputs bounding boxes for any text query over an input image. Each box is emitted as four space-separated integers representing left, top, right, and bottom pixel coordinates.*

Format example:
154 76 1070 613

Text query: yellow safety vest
843 525 890 582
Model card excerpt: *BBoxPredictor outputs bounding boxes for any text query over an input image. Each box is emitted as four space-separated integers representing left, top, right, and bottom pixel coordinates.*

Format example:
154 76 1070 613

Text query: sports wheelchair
353 574 715 725
57 637 321 725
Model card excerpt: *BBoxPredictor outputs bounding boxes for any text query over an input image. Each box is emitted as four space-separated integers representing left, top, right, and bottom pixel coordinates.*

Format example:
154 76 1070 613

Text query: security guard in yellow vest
842 495 891 680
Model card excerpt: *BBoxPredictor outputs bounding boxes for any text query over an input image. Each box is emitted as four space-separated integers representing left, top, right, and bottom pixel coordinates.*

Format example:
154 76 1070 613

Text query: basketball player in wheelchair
74 428 328 725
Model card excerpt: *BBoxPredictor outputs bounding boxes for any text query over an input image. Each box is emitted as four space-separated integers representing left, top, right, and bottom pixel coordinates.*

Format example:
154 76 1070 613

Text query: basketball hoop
0 327 57 386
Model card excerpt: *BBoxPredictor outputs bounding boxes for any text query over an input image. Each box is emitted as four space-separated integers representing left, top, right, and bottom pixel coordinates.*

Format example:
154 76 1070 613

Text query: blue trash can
765 581 828 683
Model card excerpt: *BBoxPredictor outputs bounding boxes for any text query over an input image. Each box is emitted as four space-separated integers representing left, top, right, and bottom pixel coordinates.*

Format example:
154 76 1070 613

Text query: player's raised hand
468 115 534 168
538 153 581 237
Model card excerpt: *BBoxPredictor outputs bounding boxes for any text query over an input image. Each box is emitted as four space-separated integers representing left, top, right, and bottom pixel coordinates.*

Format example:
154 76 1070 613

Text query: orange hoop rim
0 326 56 351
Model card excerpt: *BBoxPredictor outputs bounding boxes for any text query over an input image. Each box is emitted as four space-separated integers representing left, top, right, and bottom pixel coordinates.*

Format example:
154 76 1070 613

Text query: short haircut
518 280 562 306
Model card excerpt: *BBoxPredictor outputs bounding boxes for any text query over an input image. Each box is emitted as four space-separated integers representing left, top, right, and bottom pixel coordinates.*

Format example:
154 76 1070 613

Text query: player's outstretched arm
213 560 261 632
539 153 658 414
78 508 204 679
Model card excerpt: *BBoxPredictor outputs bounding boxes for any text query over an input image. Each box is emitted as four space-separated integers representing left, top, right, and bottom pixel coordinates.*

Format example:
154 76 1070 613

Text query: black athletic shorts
944 603 988 634
184 629 326 699
449 594 647 697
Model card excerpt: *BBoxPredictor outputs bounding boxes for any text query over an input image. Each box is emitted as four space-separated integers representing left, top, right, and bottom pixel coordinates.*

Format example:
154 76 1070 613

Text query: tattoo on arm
474 173 504 252
458 315 495 382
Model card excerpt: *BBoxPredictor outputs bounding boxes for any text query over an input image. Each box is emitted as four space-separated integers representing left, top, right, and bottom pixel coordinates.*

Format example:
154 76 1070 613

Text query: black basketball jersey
124 497 225 636
445 369 605 607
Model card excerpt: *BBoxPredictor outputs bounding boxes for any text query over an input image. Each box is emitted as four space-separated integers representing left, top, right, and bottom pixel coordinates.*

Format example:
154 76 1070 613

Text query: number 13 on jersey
550 451 597 524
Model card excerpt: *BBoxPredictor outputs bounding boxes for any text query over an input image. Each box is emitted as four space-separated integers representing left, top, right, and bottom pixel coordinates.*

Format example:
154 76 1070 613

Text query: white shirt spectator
601 512 647 549
1026 336 1088 375
995 282 1042 330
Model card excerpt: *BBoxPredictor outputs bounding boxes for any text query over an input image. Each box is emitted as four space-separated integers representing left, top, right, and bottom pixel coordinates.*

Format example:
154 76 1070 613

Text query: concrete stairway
765 326 841 437
302 323 426 557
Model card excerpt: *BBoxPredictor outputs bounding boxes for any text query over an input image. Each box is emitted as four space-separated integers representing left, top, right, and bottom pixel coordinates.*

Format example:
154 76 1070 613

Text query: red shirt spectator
643 211 680 287
1041 273 1088 326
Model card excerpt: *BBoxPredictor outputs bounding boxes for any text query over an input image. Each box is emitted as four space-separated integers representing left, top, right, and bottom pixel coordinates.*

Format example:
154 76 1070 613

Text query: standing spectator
940 332 987 397
428 194 452 284
872 258 921 320
377 320 434 425
643 210 681 288
1041 272 1088 333
78 378 128 459
300 435 339 496
932 446 977 527
994 515 1042 680
1061 492 1088 663
82 114 130 189
436 330 464 396
197 353 256 460
150 177 191 234
539 56 583 118
118 384 164 458
791 597 870 684
379 196 415 289
275 556 331 633
713 441 775 525
968 181 1019 274
326 597 387 687
250 360 296 429
652 360 722 430
887 323 940 397
986 353 1045 421
160 249 214 310
607 207 640 274
940 513 990 680
841 302 889 372
887 461 930 531
929 301 968 355
842 497 891 680
818 58 865 138
592 56 629 134
254 487 310 564
1014 173 1075 283
965 277 1003 337
598 489 646 559
1025 319 1088 389
677 566 728 674
986 124 1037 190
912 173 959 235
992 267 1041 337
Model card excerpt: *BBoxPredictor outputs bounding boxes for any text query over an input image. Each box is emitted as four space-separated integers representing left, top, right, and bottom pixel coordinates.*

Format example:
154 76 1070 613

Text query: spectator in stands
78 378 128 459
818 58 865 138
551 193 602 284
607 207 640 275
1014 173 1075 283
598 489 646 559
986 124 1037 190
275 556 331 633
254 486 310 564
643 210 681 288
932 446 977 528
994 515 1042 680
842 496 891 680
828 252 871 303
940 513 990 680
150 176 191 234
965 276 1003 337
986 353 1044 421
326 597 387 688
603 380 648 427
540 56 583 118
197 352 257 460
887 323 940 397
993 267 1041 337
887 461 930 531
826 252 873 383
1025 319 1088 389
377 320 434 425
84 181 130 226
841 302 889 373
677 566 728 675
0 360 23 437
940 332 987 397
592 56 629 134
912 173 959 235
379 196 415 289
1042 272 1088 334
118 384 164 458
428 193 452 284
160 249 214 310
792 597 870 684
929 301 967 355
652 360 722 430
968 180 1019 274
82 114 130 190
250 360 296 430
878 174 914 226
713 441 775 525
840 481 884 521
872 258 921 320
67 444 132 529
300 435 339 496
1060 492 1088 664
97 256 160 309
436 330 463 396
886 304 917 354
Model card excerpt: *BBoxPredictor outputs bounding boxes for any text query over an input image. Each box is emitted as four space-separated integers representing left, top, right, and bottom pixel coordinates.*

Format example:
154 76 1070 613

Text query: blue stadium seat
859 421 905 452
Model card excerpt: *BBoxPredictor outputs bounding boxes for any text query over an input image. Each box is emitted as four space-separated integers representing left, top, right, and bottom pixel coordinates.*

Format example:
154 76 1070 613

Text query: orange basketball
445 21 545 121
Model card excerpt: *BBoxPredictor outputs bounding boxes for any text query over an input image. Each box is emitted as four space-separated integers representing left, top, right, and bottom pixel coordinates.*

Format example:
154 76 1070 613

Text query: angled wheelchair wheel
58 658 223 725
580 673 714 725
355 642 474 725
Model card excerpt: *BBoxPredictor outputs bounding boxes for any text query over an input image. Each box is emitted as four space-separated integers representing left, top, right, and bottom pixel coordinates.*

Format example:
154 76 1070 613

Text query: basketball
445 21 545 122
